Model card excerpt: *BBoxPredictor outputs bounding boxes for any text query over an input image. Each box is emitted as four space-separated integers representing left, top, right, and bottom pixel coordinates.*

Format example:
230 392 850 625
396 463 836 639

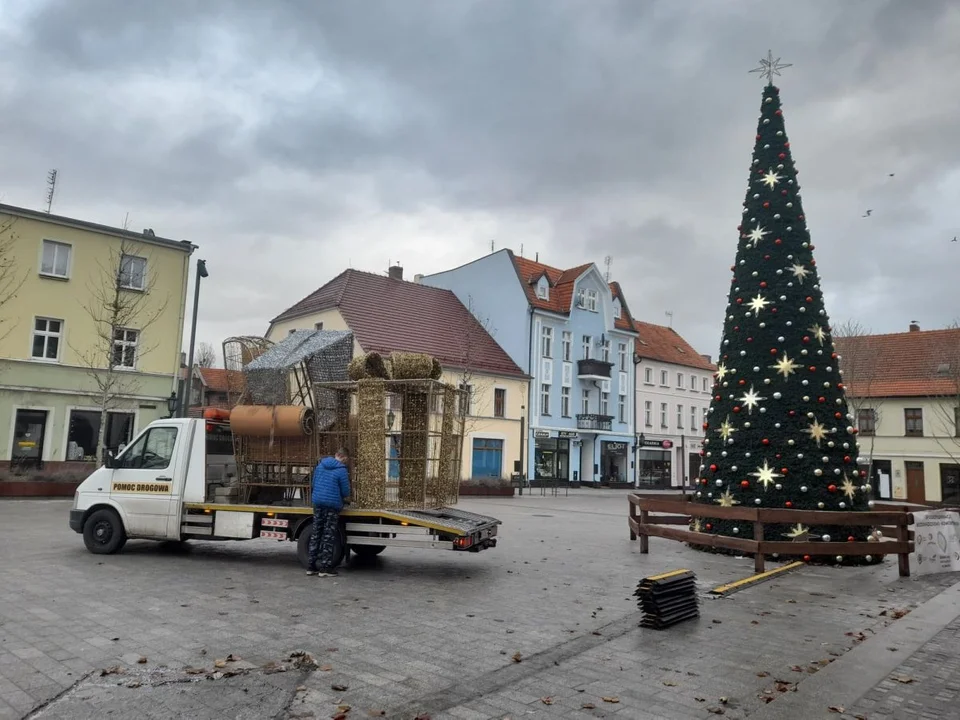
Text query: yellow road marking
710 561 805 596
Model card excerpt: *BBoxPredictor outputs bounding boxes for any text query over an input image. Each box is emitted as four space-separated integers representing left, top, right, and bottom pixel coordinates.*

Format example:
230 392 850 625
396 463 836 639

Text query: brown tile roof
270 270 526 378
197 368 245 393
833 327 960 398
632 320 716 371
508 252 634 331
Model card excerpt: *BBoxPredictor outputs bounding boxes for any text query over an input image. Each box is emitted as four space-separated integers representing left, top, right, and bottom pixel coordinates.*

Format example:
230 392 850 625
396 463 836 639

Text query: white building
633 321 716 489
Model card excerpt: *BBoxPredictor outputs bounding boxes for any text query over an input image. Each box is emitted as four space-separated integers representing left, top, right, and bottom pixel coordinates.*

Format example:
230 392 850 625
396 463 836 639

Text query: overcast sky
1 0 958 362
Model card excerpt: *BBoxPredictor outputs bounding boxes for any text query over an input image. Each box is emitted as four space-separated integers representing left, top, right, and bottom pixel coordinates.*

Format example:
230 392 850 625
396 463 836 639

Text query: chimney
413 273 424 284
909 321 920 332
388 265 403 281
700 354 712 363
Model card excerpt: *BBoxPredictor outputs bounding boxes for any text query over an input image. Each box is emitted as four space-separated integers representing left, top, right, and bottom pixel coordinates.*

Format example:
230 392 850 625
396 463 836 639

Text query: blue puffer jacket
311 456 351 510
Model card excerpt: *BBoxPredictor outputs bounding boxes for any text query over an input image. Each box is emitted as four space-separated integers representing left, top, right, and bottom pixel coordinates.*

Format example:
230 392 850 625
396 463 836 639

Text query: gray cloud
1 0 958 359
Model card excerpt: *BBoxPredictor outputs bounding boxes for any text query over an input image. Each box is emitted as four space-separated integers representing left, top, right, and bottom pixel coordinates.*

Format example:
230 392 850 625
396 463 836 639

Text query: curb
748 578 960 719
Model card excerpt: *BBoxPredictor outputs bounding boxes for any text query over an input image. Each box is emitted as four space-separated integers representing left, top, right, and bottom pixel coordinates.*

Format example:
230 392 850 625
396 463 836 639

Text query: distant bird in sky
889 173 895 177
862 210 873 218
952 236 957 243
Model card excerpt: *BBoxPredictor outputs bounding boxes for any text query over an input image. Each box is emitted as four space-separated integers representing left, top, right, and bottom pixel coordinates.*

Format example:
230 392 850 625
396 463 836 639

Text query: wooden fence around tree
628 493 916 577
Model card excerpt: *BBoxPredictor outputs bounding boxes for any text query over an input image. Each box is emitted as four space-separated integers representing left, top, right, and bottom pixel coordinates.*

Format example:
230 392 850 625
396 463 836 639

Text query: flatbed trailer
69 418 500 569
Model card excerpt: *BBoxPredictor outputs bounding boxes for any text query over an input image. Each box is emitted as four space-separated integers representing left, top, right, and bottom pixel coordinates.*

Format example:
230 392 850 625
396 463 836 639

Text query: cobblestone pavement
0 491 957 720
841 616 960 720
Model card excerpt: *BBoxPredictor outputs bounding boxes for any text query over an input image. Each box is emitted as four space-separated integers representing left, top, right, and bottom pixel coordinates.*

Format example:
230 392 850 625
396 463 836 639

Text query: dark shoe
317 569 338 578
306 568 318 576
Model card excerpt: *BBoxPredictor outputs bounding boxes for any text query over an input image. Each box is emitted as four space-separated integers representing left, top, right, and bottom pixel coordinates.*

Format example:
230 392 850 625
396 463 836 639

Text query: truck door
109 425 180 539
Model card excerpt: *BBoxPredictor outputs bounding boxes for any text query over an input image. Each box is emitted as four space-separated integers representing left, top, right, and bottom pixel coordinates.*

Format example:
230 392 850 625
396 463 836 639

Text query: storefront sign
639 438 674 449
558 431 579 439
911 510 960 576
533 430 550 439
605 442 627 452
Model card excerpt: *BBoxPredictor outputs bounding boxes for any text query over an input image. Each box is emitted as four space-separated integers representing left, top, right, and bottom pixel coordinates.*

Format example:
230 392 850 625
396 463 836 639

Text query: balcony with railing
576 413 613 432
577 358 613 380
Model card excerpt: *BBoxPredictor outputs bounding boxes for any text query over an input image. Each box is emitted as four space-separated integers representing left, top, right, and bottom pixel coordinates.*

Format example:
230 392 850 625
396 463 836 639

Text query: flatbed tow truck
69 417 500 569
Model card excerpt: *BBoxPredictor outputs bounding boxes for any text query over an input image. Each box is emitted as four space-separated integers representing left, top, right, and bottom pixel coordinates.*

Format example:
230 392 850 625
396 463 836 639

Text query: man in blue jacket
307 448 351 577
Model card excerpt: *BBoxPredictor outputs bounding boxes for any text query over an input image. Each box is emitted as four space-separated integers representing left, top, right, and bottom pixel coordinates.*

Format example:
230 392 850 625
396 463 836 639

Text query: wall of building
635 358 714 487
418 250 532 373
854 395 960 504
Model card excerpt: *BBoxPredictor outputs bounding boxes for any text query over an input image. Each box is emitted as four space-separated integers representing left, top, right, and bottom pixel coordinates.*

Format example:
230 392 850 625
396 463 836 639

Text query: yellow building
267 266 529 485
836 324 960 505
0 203 195 467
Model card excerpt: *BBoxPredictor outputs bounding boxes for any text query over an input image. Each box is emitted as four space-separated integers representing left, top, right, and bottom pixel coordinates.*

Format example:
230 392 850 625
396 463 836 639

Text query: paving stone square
0 491 957 719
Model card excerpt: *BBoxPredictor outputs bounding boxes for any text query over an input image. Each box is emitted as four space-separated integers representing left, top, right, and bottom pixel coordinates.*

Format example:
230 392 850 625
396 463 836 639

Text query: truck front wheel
83 509 127 555
296 520 346 570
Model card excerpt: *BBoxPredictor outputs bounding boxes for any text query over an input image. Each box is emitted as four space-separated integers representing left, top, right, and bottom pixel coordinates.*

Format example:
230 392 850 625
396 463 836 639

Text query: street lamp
165 392 178 418
386 409 396 431
179 258 208 417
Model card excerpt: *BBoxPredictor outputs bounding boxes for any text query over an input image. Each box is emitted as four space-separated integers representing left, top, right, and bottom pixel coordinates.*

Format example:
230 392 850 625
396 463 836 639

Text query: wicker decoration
354 380 387 508
429 384 458 505
398 390 429 504
390 352 435 380
348 352 390 381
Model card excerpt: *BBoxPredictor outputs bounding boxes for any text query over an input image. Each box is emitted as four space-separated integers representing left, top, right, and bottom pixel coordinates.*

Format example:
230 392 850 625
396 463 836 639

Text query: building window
600 392 609 416
942 464 960 505
644 367 653 384
540 383 550 416
314 322 324 331
112 328 139 369
582 335 592 359
703 377 710 392
31 317 62 361
644 401 652 427
458 383 473 416
40 240 71 279
67 410 134 461
561 387 571 417
904 408 923 437
857 409 876 436
493 388 506 418
541 326 553 358
660 402 668 428
617 343 627 371
119 254 147 291
561 331 572 361
701 406 708 427
613 300 621 319
618 393 626 423
577 288 598 312
677 372 684 388
660 369 668 386
677 404 684 429
601 339 610 363
471 438 504 478
690 406 697 432
689 375 697 391
536 278 549 300
582 389 590 415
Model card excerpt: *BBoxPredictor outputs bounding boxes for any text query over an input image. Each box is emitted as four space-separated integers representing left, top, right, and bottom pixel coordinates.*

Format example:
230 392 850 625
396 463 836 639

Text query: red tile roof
270 270 526 378
197 368 245 393
833 327 960 398
632 320 716 371
608 281 635 332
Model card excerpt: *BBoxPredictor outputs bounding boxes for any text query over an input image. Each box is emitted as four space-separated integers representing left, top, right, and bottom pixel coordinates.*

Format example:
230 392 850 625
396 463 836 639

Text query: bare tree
930 320 960 465
195 341 217 368
73 240 170 459
0 215 27 343
833 319 885 475
453 296 500 437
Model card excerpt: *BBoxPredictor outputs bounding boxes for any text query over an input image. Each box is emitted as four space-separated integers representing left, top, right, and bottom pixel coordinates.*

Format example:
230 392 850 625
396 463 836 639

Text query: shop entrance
534 437 570 482
600 441 629 484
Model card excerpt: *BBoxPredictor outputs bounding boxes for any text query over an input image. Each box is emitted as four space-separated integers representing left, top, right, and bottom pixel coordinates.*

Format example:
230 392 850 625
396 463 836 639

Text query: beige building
266 266 529 485
836 323 960 505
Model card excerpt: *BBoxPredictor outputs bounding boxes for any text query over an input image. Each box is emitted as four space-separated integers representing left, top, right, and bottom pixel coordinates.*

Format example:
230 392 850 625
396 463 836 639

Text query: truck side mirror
104 450 116 469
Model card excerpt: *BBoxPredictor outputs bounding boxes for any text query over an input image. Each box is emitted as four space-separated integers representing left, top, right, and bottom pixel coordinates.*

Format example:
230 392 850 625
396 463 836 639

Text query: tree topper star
807 324 827 346
749 50 793 84
806 418 828 447
761 169 782 188
748 294 770 314
739 386 766 414
717 416 737 441
840 475 858 501
789 263 810 284
746 224 769 248
750 460 783 490
715 488 740 507
770 353 799 379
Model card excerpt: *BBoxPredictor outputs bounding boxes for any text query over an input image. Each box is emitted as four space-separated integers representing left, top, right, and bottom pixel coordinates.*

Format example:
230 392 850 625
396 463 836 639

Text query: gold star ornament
761 169 781 188
715 363 731 382
840 475 858 501
746 224 769 248
807 324 827 346
770 353 798 379
717 416 737 441
750 460 784 490
748 294 770 314
739 386 766 414
789 264 810 284
806 418 828 447
784 523 811 541
691 518 704 533
715 488 740 507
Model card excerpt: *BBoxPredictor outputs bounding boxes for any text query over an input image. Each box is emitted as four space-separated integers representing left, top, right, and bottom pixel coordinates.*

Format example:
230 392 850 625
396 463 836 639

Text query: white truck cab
69 418 499 567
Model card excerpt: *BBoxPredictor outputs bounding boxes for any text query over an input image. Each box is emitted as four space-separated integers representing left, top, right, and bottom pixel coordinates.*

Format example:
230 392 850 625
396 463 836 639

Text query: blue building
419 249 638 486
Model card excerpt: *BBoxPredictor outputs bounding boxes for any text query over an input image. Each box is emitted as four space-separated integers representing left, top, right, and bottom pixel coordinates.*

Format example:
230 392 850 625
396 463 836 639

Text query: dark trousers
308 506 340 571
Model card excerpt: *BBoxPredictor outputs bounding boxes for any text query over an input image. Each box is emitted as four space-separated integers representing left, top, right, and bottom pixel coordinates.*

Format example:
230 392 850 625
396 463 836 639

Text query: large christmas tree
693 55 872 557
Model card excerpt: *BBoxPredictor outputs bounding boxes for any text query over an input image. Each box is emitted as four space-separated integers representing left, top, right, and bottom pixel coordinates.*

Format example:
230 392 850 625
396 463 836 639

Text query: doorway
688 453 702 486
905 461 926 504
11 409 48 471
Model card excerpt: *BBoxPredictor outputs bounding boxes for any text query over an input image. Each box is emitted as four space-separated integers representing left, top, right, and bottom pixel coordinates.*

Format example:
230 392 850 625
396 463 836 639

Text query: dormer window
536 276 550 300
576 288 598 312
612 298 621 319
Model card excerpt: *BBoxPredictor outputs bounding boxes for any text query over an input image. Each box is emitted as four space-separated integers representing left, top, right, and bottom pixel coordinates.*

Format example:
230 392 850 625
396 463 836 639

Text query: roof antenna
520 243 524 257
490 239 495 252
604 255 612 282
44 169 58 213
665 310 674 328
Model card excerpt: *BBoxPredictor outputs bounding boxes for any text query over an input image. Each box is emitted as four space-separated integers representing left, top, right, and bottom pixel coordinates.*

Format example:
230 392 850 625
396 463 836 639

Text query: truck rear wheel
296 520 346 570
83 509 127 555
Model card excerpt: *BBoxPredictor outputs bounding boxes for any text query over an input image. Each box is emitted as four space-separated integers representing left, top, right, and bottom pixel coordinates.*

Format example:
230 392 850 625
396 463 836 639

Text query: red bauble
803 555 811 562
802 336 810 343
760 281 767 288
805 296 813 303
733 406 741 413
837 383 844 390
763 201 770 208
702 423 708 430
831 352 838 359
746 337 753 343
847 536 855 542
770 348 778 355
740 480 750 488
739 379 746 386
860 470 867 477
781 190 787 195
811 259 816 266
775 238 782 245
828 484 837 493
775 110 782 116
844 456 851 463
785 501 793 508
771 308 778 313
705 523 713 531
715 395 722 401
709 464 718 472
788 410 796 417
762 438 770 445
779 153 786 159
818 397 826 403
781 468 788 474
775 453 781 459
736 297 743 304
784 142 791 148
764 254 771 260
835 412 842 419
808 366 816 372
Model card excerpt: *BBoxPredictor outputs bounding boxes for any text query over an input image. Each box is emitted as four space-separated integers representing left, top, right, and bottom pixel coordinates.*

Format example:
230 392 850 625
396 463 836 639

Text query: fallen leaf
336 705 351 713
581 703 596 709
540 697 553 705
211 671 223 680
786 599 797 604
791 666 804 673
892 675 914 684
126 680 141 688
827 706 844 714
320 664 333 672
890 608 909 619
111 637 119 642
200 649 207 656
511 652 522 663
226 654 241 662
712 619 722 624
751 620 760 625
601 696 619 703
332 714 348 720
707 709 725 715
137 656 147 664
760 696 774 704
367 711 385 717
296 685 307 692
663 681 678 687
331 683 349 692
756 671 770 678
185 667 206 675
99 666 124 677
214 660 227 668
